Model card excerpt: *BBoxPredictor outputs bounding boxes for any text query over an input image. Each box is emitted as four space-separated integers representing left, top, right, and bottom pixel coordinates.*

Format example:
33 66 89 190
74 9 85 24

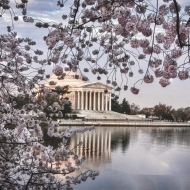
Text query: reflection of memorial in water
69 128 112 169
68 127 190 157
64 127 140 169
56 126 190 172
57 127 112 172
56 127 141 164
56 127 190 172
68 127 140 159
51 126 190 190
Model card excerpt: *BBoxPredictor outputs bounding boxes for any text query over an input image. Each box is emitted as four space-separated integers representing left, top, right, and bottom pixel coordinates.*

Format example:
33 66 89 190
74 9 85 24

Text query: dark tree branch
173 0 190 47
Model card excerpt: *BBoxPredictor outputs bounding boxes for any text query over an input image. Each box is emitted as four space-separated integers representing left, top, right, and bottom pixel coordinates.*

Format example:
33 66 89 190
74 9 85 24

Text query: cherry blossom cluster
0 31 97 188
0 90 97 189
26 0 190 95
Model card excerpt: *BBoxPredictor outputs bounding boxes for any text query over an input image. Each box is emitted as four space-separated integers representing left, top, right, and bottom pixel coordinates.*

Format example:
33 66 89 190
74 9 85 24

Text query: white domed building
45 71 112 111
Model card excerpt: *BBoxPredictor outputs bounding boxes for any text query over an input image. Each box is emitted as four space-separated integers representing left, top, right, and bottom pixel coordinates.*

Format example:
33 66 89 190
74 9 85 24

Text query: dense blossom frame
0 0 190 189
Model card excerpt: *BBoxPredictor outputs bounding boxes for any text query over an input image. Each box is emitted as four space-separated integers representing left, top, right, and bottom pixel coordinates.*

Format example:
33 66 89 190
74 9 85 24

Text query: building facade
45 71 112 111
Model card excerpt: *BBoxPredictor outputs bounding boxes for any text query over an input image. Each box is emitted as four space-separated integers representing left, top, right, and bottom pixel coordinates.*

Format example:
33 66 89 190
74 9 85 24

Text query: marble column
93 92 96 110
109 93 111 111
74 91 77 110
97 92 100 110
85 91 88 110
101 92 104 111
81 91 84 110
77 91 80 109
89 91 92 110
105 94 108 111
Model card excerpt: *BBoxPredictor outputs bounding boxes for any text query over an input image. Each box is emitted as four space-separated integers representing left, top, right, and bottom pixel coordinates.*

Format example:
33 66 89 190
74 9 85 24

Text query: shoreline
53 120 190 127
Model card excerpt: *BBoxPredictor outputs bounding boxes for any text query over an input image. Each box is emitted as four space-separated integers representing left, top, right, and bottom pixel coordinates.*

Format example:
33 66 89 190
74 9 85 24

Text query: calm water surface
56 126 190 190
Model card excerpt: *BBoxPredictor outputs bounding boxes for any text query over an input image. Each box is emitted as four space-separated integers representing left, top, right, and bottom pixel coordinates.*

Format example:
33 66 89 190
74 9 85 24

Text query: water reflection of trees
42 126 190 154
150 128 190 148
111 129 130 153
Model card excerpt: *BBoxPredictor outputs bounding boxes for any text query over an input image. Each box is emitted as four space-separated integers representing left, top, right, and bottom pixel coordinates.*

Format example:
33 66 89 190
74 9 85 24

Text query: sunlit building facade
45 71 112 111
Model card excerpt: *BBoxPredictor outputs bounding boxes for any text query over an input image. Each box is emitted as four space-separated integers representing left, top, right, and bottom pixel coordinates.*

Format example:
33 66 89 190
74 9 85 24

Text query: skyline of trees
112 99 190 121
139 103 190 121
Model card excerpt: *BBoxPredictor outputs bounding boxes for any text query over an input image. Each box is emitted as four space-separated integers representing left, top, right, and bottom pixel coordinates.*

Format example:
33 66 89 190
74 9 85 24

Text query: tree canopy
0 0 190 95
111 98 122 113
111 98 131 114
121 98 131 114
153 103 173 120
138 103 190 121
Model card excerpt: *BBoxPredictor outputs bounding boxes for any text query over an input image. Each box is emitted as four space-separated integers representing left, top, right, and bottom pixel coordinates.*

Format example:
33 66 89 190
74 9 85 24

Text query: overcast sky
1 0 190 109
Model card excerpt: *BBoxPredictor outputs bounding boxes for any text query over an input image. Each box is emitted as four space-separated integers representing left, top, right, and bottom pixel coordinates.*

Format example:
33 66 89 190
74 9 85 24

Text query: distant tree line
111 100 190 122
139 103 190 122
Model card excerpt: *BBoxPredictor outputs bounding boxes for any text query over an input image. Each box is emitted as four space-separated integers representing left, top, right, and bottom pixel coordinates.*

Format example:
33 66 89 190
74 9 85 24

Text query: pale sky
1 0 190 109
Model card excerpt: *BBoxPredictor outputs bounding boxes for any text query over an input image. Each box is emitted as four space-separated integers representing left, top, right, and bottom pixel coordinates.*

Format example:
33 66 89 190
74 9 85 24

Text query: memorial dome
45 70 89 86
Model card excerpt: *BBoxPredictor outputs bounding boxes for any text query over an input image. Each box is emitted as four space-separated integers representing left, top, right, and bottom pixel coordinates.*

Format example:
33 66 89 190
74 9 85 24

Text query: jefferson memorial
45 71 112 111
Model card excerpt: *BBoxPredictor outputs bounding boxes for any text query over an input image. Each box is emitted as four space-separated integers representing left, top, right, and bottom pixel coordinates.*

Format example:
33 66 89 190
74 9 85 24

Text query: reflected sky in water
56 126 190 190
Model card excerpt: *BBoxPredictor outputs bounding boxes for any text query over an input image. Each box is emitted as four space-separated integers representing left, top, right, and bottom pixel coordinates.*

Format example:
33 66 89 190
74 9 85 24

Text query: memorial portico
74 90 111 111
45 71 112 111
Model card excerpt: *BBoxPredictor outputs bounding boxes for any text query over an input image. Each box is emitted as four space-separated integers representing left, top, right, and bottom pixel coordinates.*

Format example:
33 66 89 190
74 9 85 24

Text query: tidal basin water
56 126 190 190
